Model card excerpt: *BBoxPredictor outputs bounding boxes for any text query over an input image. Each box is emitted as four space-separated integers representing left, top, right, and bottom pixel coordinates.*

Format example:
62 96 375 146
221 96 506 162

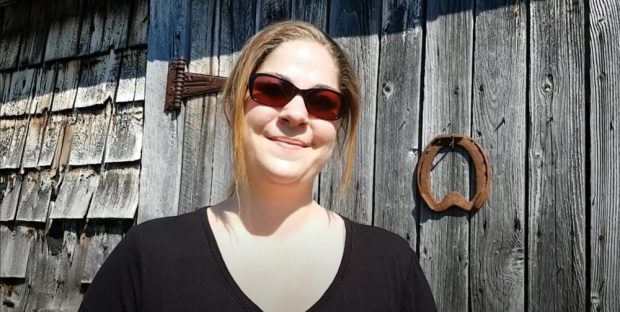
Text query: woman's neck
231 178 321 237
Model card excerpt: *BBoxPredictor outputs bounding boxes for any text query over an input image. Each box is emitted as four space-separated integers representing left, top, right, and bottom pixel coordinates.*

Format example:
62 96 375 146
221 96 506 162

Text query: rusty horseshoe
416 134 492 212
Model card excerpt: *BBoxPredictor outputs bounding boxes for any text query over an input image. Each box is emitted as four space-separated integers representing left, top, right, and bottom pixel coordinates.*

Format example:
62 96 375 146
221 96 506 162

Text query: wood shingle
0 172 21 221
87 164 140 219
48 168 99 219
15 170 53 222
0 225 35 278
0 117 29 169
74 52 121 109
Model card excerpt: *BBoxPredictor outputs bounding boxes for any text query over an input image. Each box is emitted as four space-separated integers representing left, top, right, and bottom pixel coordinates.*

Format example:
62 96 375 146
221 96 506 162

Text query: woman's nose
278 95 309 126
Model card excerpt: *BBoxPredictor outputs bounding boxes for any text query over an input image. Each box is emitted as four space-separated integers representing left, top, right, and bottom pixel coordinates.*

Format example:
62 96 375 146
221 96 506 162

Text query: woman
80 21 436 312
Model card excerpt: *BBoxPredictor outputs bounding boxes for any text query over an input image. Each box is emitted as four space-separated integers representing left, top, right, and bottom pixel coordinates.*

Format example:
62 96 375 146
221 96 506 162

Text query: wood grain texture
469 1 526 311
0 2 28 70
589 1 620 311
44 0 82 61
178 0 218 215
117 49 147 103
49 168 100 219
373 0 423 247
32 64 57 114
0 280 28 311
22 115 48 168
320 0 380 224
291 0 327 28
99 0 131 52
257 0 291 29
15 170 52 222
529 0 587 311
68 104 112 166
77 0 106 56
0 117 29 169
87 164 140 219
0 72 10 104
51 60 81 112
138 0 190 222
23 222 86 311
0 172 21 221
419 1 474 311
38 113 69 167
1 68 36 117
128 0 149 46
104 102 144 164
80 222 124 283
210 0 257 204
75 52 121 109
0 225 34 278
18 0 52 66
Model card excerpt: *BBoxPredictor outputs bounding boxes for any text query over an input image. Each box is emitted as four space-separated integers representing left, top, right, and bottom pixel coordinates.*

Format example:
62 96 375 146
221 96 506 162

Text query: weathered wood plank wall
529 0 587 311
589 0 620 311
1 0 619 311
421 1 473 311
470 1 526 311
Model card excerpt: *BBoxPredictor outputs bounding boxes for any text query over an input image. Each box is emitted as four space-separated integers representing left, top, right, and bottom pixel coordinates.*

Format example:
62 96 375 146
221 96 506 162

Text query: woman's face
243 39 340 186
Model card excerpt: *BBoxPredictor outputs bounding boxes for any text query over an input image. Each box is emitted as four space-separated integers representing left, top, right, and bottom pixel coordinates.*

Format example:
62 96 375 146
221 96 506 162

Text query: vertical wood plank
469 1 526 311
373 0 423 246
321 0 381 224
257 0 291 29
419 1 474 311
529 0 587 311
211 0 257 204
589 1 620 311
138 0 190 222
291 0 327 28
178 0 218 215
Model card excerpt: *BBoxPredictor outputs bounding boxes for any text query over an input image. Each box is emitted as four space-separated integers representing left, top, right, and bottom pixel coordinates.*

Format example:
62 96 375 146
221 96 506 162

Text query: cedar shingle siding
0 0 146 309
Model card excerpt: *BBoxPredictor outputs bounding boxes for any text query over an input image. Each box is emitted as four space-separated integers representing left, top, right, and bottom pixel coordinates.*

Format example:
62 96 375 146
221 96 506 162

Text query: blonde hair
222 20 360 197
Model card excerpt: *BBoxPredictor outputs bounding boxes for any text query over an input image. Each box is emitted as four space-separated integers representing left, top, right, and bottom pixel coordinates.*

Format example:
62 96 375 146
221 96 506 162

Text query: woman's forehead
255 40 339 90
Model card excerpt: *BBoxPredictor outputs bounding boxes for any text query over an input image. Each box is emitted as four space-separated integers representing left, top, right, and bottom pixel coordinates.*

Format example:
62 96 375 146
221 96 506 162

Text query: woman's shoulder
126 207 208 251
345 217 415 265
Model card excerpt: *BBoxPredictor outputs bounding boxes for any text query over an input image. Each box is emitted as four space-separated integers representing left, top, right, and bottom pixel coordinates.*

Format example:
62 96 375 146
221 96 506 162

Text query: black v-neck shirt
80 207 437 312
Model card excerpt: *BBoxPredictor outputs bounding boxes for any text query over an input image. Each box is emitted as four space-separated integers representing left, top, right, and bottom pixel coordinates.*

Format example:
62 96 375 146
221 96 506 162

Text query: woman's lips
269 136 309 149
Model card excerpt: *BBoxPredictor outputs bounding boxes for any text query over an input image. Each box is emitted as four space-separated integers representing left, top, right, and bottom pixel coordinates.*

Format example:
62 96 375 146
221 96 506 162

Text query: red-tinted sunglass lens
304 89 343 120
251 75 295 107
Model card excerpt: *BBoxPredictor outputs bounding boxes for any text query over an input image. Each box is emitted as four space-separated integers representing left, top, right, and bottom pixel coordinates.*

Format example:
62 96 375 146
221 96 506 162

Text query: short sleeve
401 252 437 312
79 225 143 312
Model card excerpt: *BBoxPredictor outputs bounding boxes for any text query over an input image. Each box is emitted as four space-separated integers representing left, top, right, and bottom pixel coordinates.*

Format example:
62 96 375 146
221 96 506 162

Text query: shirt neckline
197 206 354 311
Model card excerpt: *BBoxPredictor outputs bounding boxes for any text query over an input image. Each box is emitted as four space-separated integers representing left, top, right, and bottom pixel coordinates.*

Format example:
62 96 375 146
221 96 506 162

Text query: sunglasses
248 73 346 120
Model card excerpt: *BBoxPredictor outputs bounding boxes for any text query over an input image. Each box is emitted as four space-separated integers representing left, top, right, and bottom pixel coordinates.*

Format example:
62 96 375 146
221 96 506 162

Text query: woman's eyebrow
265 72 339 92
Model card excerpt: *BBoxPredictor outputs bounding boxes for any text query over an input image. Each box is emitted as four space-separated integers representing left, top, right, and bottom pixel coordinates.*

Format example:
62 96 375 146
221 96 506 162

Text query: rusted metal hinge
165 59 227 111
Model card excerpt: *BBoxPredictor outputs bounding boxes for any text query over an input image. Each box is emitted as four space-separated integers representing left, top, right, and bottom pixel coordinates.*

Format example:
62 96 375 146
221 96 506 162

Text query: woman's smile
269 136 309 149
